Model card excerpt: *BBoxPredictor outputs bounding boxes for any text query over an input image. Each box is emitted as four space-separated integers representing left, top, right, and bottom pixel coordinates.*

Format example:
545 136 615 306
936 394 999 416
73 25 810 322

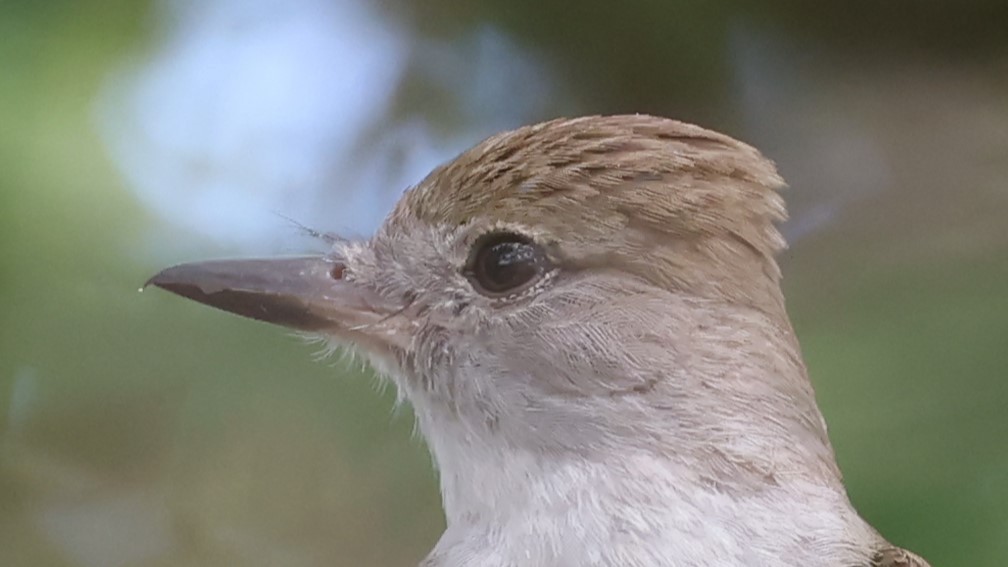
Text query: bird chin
298 331 409 390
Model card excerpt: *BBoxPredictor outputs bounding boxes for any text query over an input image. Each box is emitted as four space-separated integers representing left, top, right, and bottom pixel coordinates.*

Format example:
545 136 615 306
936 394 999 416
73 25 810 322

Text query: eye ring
464 232 551 298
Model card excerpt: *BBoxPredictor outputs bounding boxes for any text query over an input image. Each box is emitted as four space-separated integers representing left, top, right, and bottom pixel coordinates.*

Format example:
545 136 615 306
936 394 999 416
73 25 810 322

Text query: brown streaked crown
391 115 789 311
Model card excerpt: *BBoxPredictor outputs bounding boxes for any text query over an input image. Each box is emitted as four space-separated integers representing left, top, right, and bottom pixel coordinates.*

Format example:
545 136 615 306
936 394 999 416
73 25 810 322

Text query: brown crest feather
395 114 789 313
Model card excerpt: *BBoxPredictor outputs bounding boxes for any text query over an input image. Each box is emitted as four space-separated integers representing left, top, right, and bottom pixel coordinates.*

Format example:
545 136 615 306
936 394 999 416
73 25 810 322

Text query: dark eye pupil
468 233 548 296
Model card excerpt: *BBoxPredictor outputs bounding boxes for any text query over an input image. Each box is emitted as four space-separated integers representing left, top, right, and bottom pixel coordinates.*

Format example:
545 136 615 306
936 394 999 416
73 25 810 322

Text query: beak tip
143 266 181 294
143 264 217 304
142 274 161 292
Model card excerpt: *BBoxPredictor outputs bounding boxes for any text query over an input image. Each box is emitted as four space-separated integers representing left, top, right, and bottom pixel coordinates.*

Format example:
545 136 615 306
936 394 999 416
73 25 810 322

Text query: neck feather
415 411 876 567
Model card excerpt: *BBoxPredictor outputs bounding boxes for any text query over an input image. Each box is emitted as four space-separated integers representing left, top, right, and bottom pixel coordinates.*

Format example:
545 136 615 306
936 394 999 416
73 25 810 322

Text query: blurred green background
1 1 1007 565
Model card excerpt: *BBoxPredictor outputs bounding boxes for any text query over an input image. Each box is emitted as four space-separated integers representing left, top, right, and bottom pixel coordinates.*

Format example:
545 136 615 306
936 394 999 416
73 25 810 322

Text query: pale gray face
328 213 704 454
341 216 579 400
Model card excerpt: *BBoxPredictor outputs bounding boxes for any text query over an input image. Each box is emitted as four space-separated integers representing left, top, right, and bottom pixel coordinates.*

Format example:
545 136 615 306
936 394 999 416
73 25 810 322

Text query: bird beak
146 256 405 346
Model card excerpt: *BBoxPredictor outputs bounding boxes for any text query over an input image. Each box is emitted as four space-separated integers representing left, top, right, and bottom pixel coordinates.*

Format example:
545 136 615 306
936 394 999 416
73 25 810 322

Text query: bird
148 115 931 566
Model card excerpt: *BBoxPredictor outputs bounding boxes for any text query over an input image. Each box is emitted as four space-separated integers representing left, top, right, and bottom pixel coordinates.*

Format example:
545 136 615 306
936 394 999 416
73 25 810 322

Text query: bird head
150 115 833 478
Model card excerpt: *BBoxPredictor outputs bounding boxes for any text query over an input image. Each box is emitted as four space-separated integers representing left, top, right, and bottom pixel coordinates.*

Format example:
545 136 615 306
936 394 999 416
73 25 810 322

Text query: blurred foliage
790 256 1008 565
397 0 1008 119
2 1 1007 566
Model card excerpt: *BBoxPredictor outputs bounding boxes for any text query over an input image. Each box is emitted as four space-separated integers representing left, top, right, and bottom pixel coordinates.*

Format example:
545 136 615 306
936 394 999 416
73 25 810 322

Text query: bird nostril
329 263 346 280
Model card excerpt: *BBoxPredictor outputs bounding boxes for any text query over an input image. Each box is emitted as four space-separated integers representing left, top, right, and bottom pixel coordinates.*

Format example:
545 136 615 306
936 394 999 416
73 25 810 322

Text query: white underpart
412 402 878 567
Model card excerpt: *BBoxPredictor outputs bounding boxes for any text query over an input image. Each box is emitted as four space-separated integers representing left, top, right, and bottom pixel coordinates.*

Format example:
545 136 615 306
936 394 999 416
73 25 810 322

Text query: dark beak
146 256 398 337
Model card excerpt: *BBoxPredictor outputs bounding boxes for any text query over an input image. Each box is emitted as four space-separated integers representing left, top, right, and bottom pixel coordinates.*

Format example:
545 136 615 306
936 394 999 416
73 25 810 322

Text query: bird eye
465 232 551 297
